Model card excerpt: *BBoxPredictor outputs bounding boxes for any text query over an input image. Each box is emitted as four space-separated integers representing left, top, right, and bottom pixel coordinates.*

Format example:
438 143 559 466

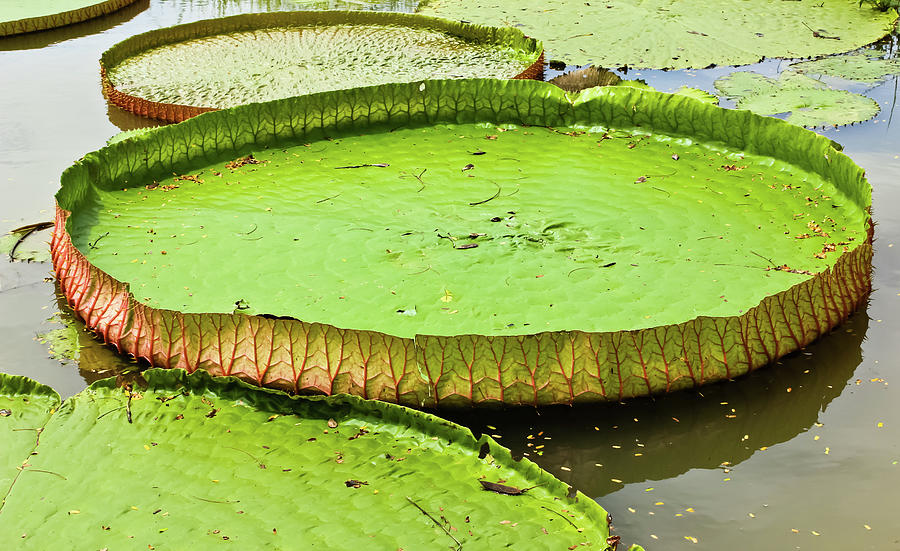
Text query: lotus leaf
101 11 543 122
52 79 872 407
715 70 881 126
417 0 897 69
791 53 900 82
0 0 139 37
0 369 618 549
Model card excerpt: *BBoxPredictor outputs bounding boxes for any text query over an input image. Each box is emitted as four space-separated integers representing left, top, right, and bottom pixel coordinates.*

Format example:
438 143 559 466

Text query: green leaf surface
66 82 867 339
0 0 138 37
714 70 880 126
673 85 719 105
103 11 541 111
416 0 897 69
52 79 872 405
791 53 900 82
0 369 611 548
106 127 155 146
0 373 60 506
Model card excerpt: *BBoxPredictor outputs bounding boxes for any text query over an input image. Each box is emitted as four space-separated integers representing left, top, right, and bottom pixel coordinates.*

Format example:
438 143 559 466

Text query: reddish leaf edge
51 204 872 408
0 0 140 37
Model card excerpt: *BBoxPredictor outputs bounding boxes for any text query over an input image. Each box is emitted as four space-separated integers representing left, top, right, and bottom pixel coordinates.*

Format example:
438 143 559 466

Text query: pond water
1 1 898 549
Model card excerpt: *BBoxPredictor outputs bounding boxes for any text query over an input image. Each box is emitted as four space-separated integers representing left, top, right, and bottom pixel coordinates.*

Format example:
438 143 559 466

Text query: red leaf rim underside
0 0 139 37
51 205 872 408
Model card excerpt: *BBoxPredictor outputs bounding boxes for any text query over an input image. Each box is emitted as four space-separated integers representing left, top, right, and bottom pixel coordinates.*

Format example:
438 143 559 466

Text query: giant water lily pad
0 369 621 548
52 79 872 407
791 53 900 83
417 0 897 69
101 11 543 122
0 0 139 37
715 70 881 126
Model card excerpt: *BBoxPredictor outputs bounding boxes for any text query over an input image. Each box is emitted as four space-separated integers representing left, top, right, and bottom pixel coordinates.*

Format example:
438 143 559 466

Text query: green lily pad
0 222 53 263
0 374 59 501
0 0 139 37
417 0 897 69
0 369 616 548
714 70 880 126
51 79 872 407
791 53 900 83
101 11 542 122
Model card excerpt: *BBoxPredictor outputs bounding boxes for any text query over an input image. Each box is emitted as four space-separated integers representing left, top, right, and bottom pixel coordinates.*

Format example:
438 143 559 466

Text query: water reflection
0 0 150 52
47 284 139 386
445 308 868 497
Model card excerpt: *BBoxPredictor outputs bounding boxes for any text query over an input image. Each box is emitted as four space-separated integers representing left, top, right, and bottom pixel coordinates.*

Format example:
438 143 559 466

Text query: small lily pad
791 53 900 83
714 70 880 127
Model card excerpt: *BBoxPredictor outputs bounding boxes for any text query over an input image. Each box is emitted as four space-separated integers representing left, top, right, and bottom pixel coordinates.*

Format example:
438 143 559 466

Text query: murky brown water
1 2 898 549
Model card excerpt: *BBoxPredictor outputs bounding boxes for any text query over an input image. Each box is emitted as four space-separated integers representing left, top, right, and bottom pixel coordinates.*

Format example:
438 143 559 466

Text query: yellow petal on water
650 535 658 540
864 524 872 530
628 507 636 513
611 478 623 483
759 446 768 451
791 529 799 533
748 513 755 518
811 531 820 536
645 488 654 492
825 447 830 455
654 502 664 506
814 435 820 441
684 536 698 543
685 508 695 513
877 422 884 428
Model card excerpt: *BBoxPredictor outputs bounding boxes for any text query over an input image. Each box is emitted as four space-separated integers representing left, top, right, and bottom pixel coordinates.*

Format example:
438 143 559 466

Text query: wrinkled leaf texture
53 79 872 407
0 369 613 549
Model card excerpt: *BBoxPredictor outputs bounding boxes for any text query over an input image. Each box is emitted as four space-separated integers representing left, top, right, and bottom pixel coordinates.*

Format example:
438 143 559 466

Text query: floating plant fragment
51 79 872 407
0 222 53 263
101 11 543 122
548 66 621 92
0 0 141 37
0 369 623 549
714 70 880 127
416 0 897 69
791 53 900 83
